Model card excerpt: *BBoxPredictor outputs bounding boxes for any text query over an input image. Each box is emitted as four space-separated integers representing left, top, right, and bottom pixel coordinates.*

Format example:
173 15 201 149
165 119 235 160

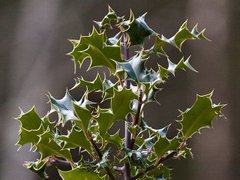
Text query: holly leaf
106 130 123 149
17 125 44 148
17 107 42 130
116 52 161 85
154 21 208 53
49 90 76 123
96 88 136 140
179 92 225 139
73 102 92 130
49 90 93 125
36 129 72 160
72 74 116 99
23 159 48 179
59 168 102 180
94 5 122 30
68 27 123 72
154 137 180 158
158 56 197 80
57 127 92 154
111 87 137 120
121 11 154 45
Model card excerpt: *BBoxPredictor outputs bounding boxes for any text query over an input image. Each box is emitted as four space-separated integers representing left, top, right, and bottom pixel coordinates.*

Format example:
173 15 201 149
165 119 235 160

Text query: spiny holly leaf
96 88 137 140
154 137 180 158
57 127 92 154
17 125 44 148
59 168 102 180
96 109 113 139
73 102 92 130
49 90 93 125
23 159 48 179
106 130 123 149
49 90 76 123
111 87 137 120
142 120 170 138
94 5 122 30
72 74 116 99
72 74 103 92
178 92 225 139
38 131 72 160
158 56 197 80
154 21 208 53
17 107 42 130
68 27 123 72
116 52 161 85
121 11 154 45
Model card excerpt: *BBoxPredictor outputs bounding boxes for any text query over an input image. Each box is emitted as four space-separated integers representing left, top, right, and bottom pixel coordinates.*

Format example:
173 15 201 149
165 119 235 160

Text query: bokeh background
0 0 239 179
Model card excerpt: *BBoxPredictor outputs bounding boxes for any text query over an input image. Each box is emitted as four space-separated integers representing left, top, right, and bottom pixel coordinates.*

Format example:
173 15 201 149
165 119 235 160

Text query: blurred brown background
0 0 239 179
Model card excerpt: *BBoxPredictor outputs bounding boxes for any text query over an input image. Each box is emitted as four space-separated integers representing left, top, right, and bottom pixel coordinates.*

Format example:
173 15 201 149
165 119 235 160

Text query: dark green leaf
121 11 154 45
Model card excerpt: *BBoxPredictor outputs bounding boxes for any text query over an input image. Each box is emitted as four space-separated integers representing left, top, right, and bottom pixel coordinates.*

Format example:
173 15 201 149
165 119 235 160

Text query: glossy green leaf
179 92 225 139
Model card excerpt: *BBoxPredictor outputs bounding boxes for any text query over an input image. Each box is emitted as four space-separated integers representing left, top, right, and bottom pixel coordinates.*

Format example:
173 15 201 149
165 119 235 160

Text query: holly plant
16 6 225 180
